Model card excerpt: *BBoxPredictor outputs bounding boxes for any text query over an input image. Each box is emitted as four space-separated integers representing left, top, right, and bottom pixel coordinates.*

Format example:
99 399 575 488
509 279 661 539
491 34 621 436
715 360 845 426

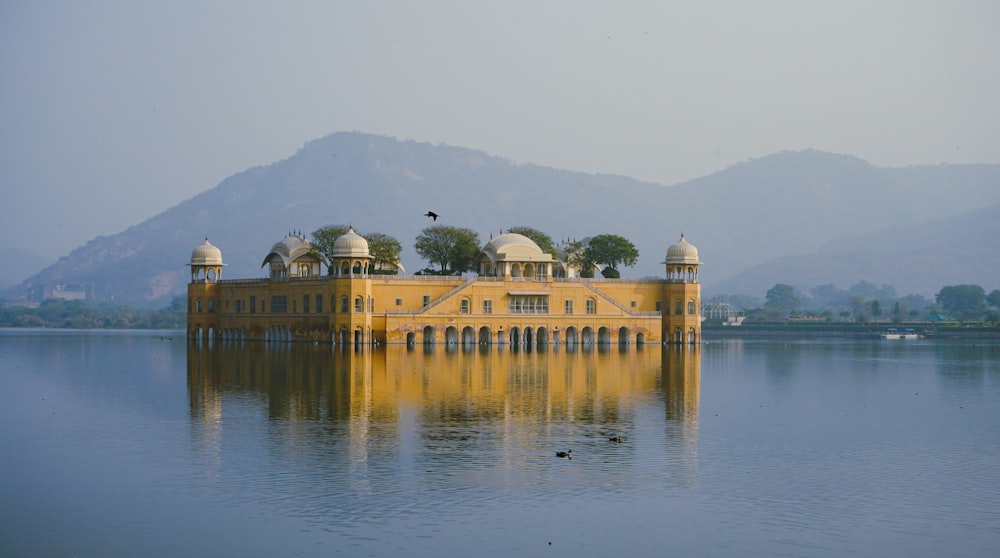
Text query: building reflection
187 343 701 484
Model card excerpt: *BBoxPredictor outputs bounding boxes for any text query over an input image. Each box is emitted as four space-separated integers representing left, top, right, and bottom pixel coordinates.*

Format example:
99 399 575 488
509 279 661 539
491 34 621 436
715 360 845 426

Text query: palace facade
186 229 702 347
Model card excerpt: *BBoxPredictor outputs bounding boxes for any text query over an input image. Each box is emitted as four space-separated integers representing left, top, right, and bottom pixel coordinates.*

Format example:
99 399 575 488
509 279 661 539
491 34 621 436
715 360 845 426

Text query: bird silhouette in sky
424 211 439 221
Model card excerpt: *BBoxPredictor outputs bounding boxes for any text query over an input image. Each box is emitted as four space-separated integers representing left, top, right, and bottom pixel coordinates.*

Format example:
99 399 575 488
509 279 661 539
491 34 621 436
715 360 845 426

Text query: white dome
332 227 371 259
480 232 550 262
261 232 325 268
190 238 224 266
665 234 701 265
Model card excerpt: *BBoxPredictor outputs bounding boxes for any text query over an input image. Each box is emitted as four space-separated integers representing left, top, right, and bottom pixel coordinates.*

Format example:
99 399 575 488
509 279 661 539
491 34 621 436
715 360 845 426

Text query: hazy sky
2 1 998 260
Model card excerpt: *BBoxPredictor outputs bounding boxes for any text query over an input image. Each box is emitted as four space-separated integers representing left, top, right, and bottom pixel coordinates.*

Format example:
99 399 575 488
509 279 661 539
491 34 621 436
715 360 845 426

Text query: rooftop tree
414 225 480 275
568 234 639 278
367 232 403 274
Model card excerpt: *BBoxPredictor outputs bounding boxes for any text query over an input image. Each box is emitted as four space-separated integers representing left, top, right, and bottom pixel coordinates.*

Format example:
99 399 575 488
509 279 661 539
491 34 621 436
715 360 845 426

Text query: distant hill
6 132 1000 304
707 203 1000 297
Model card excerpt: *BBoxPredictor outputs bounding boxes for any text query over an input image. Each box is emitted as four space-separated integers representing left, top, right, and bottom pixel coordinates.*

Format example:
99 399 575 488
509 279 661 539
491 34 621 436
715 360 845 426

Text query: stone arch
524 263 535 280
524 327 534 348
565 326 578 346
598 326 611 344
445 326 459 344
536 327 548 346
581 326 595 345
688 328 697 344
618 326 630 345
510 326 521 348
406 331 416 345
511 263 522 278
478 326 492 344
636 332 645 345
462 326 476 345
423 325 436 345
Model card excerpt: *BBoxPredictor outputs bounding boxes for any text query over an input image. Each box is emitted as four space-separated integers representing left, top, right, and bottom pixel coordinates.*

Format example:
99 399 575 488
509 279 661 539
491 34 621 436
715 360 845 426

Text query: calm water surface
1 330 998 557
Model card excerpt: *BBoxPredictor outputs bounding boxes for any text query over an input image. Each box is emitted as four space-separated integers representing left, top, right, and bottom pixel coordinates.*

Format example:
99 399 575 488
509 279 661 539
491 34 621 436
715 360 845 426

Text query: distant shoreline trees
724 281 1000 326
0 297 186 329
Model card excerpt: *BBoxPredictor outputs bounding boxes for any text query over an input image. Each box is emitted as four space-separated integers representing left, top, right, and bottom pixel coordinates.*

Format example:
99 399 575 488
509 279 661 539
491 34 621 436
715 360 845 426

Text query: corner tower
661 234 702 344
187 238 225 341
329 228 374 346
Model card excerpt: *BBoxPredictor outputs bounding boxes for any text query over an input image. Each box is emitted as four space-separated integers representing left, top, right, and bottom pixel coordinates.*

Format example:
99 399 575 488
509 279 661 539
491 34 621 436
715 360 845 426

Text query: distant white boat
881 328 921 340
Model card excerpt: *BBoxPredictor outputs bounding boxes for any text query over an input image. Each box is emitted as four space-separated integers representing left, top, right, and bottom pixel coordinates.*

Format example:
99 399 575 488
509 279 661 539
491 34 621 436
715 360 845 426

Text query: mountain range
8 132 1000 305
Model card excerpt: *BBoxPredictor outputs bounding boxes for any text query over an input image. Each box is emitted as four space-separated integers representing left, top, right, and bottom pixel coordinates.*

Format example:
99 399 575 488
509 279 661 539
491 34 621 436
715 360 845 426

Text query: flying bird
424 211 439 221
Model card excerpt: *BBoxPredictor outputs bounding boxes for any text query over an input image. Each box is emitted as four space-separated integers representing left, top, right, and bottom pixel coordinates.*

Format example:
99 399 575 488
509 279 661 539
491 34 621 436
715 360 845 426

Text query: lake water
1 330 998 557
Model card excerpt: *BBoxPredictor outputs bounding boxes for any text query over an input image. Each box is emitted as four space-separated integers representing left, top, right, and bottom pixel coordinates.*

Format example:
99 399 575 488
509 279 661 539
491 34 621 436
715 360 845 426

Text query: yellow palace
186 229 702 347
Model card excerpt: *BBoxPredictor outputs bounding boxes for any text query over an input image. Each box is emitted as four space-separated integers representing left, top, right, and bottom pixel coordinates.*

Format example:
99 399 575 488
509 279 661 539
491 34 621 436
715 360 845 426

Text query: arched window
354 296 364 312
340 296 348 313
460 298 471 314
688 299 697 315
674 300 683 315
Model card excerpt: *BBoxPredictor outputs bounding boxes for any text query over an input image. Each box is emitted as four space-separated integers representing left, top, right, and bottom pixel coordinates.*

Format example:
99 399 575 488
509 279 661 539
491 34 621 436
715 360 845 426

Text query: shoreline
703 322 1000 340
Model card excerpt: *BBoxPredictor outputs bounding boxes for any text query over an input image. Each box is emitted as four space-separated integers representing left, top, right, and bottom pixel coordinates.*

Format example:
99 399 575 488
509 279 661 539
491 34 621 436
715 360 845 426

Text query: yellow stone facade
187 231 702 347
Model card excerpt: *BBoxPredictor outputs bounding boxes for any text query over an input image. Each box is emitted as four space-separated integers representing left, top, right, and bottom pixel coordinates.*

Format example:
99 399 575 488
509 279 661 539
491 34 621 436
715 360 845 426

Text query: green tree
585 234 639 272
506 226 556 256
935 284 986 319
366 232 403 274
985 311 1000 326
567 234 639 277
987 289 1000 309
811 283 846 307
414 226 480 275
849 295 868 322
891 301 905 324
871 299 882 320
765 284 801 314
310 224 349 267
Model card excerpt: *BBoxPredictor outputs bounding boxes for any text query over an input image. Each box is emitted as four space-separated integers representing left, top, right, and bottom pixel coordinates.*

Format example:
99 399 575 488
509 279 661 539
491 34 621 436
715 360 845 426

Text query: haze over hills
710 203 1000 298
7 132 1000 305
0 248 53 290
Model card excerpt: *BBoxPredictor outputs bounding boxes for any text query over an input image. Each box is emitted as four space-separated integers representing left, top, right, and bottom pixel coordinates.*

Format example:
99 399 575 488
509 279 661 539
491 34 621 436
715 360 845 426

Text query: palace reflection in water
187 342 701 492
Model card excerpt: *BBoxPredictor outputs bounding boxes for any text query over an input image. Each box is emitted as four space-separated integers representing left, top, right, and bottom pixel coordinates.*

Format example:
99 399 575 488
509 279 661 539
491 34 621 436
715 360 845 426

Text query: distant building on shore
186 229 702 348
42 283 90 301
